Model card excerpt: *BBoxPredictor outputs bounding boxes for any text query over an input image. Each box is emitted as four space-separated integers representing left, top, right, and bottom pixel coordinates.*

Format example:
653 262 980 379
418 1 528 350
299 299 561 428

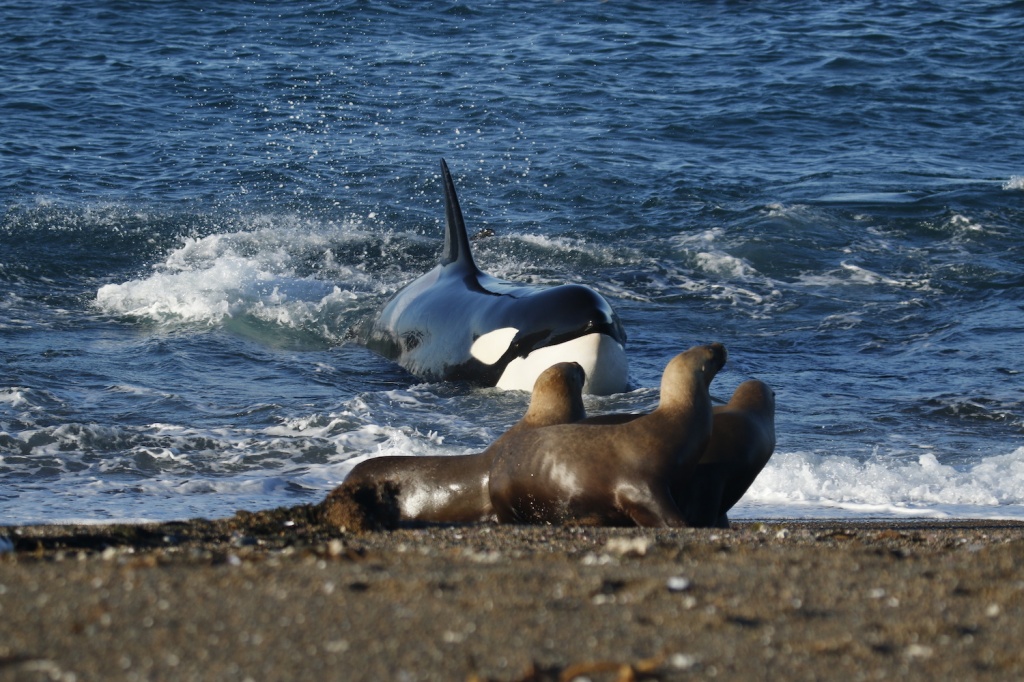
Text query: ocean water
2 0 1022 524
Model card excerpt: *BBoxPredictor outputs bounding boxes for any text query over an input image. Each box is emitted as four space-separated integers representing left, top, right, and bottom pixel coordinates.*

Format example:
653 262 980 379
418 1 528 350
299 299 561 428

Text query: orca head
469 284 629 395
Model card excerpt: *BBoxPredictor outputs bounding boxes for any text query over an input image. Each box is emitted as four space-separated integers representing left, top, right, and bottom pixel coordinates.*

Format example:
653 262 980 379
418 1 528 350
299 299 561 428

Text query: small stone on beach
667 576 692 592
604 536 652 557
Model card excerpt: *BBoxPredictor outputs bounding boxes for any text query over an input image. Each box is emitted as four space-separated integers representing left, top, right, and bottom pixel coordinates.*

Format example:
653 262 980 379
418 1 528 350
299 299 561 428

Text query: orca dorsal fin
440 159 479 271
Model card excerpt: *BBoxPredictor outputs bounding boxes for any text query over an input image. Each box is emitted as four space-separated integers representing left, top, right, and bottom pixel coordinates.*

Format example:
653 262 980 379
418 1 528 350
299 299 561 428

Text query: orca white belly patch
496 332 628 395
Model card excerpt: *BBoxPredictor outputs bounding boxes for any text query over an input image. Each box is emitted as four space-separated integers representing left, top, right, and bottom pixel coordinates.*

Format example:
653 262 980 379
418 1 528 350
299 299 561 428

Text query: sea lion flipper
677 463 730 528
439 158 478 271
675 379 776 527
617 487 686 528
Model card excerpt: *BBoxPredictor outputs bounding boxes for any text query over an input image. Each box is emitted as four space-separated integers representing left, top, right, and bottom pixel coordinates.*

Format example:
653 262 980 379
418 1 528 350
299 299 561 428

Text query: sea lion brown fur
319 480 401 533
487 343 727 528
579 378 777 528
675 379 776 528
326 362 587 525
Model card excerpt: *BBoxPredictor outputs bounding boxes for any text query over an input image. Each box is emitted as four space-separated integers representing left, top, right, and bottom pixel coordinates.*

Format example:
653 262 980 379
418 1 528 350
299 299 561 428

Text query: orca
365 159 628 395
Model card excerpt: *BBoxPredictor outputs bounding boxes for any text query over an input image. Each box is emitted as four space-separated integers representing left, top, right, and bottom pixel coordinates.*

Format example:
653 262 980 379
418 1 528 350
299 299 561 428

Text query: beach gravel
2 510 1023 681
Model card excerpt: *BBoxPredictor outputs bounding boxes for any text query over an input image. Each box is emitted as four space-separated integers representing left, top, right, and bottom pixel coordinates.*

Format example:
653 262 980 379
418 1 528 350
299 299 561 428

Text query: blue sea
2 1 1022 524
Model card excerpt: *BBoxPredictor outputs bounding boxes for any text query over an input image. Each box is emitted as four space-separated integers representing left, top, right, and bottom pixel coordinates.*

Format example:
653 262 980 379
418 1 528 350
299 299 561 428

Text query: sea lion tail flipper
439 158 479 271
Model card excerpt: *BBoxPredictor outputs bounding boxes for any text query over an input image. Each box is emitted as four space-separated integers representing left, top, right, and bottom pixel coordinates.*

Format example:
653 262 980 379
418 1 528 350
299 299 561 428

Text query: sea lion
675 379 776 528
577 378 777 528
364 159 628 395
487 343 727 528
324 361 587 525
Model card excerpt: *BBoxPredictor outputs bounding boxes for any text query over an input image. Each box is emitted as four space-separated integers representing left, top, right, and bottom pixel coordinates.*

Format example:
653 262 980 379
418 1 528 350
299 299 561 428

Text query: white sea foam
475 232 645 296
794 264 931 292
839 262 906 287
663 228 787 313
941 212 1008 241
694 251 755 278
93 217 391 333
0 388 30 408
670 228 756 279
515 233 586 253
7 409 1024 522
1002 175 1024 190
733 447 1024 520
0 418 474 524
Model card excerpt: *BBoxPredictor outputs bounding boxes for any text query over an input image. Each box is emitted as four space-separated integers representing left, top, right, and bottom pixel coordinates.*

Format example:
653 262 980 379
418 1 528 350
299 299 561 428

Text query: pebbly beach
2 511 1024 681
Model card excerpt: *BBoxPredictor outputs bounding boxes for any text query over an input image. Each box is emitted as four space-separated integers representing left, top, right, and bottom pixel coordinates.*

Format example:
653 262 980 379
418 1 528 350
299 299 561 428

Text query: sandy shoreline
3 511 1024 681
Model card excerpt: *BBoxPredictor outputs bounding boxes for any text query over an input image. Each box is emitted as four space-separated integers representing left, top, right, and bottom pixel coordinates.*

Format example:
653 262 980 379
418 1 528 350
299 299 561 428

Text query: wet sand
2 509 1024 681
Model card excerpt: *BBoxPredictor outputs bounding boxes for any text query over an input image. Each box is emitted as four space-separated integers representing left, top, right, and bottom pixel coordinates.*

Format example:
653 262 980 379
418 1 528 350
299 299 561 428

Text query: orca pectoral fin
440 159 479 272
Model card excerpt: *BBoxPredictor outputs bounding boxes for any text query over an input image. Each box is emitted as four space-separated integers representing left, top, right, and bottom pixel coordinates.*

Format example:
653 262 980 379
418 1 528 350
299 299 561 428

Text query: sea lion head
728 379 775 416
659 343 727 405
701 342 728 379
522 361 587 426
